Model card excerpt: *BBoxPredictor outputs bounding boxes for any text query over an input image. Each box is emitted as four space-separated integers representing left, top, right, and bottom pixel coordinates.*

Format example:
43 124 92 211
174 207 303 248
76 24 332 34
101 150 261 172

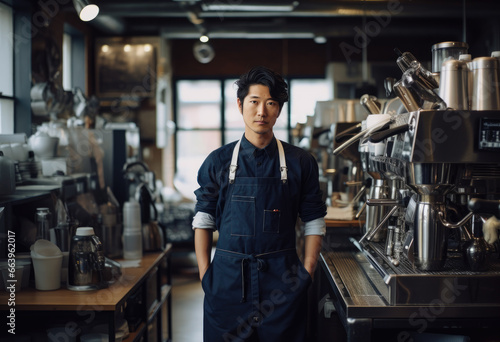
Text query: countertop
0 246 171 311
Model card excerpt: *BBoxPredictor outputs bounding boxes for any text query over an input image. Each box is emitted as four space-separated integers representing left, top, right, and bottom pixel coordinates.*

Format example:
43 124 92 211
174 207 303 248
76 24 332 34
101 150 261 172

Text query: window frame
172 75 327 174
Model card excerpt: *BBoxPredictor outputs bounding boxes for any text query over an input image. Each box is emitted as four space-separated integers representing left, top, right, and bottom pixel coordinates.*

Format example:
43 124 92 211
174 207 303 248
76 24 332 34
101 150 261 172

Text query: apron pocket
231 195 255 236
263 209 280 233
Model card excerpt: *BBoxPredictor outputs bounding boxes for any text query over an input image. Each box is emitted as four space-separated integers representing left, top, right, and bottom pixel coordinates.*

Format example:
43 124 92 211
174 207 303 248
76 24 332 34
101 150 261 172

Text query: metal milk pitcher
471 57 500 110
439 59 469 110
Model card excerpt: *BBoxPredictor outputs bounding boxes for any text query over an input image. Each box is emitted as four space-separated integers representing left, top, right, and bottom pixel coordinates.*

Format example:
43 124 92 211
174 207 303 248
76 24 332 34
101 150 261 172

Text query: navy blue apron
201 138 312 342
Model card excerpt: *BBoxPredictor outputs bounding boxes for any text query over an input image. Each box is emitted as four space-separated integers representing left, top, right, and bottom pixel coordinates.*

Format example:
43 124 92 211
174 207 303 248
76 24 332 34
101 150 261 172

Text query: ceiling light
202 3 297 12
199 35 209 43
193 41 215 64
73 0 99 22
314 36 327 44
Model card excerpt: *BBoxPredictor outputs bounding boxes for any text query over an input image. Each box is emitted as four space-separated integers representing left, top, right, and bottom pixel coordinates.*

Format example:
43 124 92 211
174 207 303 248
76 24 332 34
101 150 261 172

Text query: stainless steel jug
365 179 389 242
471 57 500 110
439 59 469 110
413 198 448 271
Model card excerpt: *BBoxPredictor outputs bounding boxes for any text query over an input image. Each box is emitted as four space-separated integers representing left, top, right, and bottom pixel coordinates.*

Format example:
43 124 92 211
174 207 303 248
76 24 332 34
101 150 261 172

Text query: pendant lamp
73 0 99 22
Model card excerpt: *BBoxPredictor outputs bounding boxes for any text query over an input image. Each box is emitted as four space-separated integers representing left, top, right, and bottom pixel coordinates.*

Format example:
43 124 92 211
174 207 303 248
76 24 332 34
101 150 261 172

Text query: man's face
238 84 281 137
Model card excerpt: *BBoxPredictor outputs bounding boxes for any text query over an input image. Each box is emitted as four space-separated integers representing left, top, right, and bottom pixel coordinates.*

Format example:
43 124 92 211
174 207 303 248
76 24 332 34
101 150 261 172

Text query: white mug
10 143 28 161
0 144 13 159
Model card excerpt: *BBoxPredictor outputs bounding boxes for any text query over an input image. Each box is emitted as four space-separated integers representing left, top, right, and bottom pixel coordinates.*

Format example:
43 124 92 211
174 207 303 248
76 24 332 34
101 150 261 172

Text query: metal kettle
67 227 107 291
136 183 164 252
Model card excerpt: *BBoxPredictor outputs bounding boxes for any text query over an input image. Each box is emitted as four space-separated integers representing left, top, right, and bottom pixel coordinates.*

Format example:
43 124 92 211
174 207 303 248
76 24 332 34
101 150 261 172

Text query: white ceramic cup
0 144 13 159
10 143 28 161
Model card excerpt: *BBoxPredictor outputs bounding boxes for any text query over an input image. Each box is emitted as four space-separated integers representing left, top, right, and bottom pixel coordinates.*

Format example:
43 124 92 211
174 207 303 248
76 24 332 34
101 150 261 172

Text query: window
174 80 222 199
0 3 14 134
62 24 86 92
174 77 329 200
289 78 330 125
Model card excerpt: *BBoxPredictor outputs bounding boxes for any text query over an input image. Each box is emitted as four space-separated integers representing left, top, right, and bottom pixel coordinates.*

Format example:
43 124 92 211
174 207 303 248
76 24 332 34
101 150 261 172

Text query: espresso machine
333 42 500 305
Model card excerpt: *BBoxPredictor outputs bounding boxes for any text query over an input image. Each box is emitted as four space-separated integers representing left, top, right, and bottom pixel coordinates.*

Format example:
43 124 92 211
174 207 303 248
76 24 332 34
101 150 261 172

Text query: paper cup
31 252 63 291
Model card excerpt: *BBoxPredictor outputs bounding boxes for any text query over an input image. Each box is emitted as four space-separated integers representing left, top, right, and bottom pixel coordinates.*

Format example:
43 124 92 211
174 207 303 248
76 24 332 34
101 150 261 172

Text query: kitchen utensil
431 41 469 73
123 230 143 260
67 227 106 291
100 201 123 258
35 207 52 241
402 67 446 110
471 57 500 110
393 80 420 113
413 199 448 271
439 59 469 110
360 94 382 114
364 179 389 242
137 183 164 251
49 224 70 252
30 132 59 160
394 48 418 72
30 239 63 291
122 200 143 260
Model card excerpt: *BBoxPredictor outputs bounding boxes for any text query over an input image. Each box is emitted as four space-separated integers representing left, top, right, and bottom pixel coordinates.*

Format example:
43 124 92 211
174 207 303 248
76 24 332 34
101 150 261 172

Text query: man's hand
194 228 214 281
303 234 323 278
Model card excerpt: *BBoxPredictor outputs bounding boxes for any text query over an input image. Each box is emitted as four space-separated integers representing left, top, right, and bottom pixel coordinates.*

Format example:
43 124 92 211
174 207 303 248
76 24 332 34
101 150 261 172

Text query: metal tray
356 240 500 305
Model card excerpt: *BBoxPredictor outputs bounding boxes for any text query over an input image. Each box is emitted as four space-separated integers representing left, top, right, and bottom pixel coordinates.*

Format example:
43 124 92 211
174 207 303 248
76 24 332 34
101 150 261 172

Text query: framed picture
96 42 156 98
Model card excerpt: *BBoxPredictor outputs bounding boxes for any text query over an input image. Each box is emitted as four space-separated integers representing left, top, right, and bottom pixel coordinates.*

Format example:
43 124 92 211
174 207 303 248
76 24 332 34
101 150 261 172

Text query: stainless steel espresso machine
334 42 500 305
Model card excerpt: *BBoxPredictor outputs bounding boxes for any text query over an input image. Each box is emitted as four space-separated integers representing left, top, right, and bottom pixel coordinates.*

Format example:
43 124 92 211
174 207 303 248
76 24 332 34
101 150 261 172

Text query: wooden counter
0 245 173 341
1 249 167 311
325 219 363 228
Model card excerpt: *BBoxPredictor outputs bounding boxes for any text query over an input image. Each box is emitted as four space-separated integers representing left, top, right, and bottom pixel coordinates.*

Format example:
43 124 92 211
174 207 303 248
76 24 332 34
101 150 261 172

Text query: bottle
35 208 52 241
122 201 143 260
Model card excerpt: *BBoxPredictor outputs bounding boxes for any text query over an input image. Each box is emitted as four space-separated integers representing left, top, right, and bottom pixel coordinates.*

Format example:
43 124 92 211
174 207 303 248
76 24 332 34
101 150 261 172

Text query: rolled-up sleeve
193 150 221 229
304 217 326 236
192 211 216 230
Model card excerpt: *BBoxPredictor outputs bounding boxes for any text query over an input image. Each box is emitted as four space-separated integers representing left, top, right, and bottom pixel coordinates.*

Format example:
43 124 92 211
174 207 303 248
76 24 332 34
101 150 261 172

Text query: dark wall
171 39 328 78
170 16 499 79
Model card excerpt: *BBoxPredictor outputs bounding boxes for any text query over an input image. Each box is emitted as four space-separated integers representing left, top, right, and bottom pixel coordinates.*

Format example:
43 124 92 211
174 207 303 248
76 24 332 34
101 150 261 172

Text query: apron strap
276 139 288 184
228 138 287 183
228 139 241 184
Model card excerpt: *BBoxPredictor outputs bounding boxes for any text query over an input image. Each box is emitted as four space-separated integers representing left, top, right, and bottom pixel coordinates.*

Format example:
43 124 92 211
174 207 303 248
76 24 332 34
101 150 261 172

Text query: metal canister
431 41 469 73
35 208 52 241
438 59 469 110
471 57 500 110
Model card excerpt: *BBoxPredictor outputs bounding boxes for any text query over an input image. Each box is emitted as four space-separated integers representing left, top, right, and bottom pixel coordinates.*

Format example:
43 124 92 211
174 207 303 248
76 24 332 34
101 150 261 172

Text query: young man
193 66 326 341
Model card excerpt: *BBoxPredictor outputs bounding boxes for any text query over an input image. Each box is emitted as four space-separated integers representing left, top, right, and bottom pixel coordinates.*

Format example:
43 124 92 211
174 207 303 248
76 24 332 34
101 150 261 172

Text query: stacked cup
122 201 143 260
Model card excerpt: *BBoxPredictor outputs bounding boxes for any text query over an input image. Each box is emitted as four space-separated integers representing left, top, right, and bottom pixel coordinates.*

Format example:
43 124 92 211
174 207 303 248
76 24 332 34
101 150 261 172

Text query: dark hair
235 66 289 110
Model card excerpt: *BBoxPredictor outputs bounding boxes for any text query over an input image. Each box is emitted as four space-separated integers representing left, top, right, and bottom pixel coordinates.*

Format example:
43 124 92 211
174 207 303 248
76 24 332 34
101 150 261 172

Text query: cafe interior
1 0 500 341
